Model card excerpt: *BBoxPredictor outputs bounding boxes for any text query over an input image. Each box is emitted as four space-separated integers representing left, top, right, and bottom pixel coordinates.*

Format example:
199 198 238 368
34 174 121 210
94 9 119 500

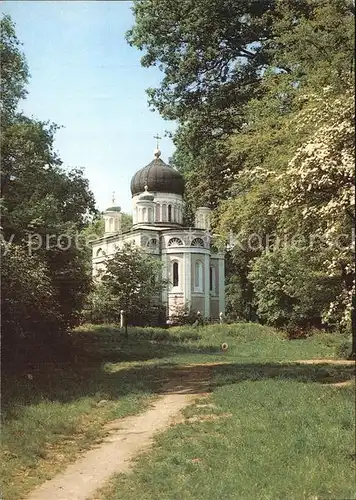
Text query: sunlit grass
1 323 353 500
97 374 355 500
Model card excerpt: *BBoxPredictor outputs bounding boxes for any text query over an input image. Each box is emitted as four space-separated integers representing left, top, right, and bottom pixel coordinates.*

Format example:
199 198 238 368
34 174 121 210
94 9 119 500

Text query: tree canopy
128 0 355 350
87 243 166 327
1 15 96 363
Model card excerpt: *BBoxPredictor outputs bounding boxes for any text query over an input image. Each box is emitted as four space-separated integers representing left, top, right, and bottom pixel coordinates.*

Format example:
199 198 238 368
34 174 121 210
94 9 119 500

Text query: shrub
1 244 63 364
249 247 343 330
335 339 353 359
169 303 206 326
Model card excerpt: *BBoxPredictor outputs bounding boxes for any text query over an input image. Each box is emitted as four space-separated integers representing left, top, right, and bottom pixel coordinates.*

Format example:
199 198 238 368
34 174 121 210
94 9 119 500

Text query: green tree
121 212 133 232
0 14 29 121
127 0 275 208
213 3 354 328
127 1 354 334
127 0 273 121
1 15 96 361
1 117 96 331
1 243 62 360
82 282 119 325
249 247 344 330
272 89 355 347
128 0 354 209
98 243 166 329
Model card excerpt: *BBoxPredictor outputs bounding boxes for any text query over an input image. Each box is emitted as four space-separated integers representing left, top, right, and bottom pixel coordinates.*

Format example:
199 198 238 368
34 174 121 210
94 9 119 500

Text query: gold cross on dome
153 133 162 149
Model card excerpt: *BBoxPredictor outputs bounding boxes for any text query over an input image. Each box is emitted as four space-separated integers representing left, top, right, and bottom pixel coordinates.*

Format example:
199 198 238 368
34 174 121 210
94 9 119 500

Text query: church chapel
91 146 225 320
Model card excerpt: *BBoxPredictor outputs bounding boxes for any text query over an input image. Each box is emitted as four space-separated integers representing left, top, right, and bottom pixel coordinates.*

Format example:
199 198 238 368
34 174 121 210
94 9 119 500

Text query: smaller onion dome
105 192 121 212
139 195 154 202
138 185 154 202
105 206 121 212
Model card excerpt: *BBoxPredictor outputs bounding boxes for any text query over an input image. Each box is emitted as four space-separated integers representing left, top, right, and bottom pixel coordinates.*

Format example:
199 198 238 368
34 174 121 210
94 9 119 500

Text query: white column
184 251 191 309
204 253 210 318
218 256 225 315
162 255 169 313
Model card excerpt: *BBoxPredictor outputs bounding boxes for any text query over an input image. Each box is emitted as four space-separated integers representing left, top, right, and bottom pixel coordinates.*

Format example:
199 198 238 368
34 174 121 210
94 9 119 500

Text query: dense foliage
1 15 96 363
85 244 166 326
128 0 355 350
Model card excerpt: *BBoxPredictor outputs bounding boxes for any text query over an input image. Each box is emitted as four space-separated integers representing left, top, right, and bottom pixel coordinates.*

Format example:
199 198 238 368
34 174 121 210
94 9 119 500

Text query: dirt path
23 359 354 500
293 359 355 365
25 364 217 500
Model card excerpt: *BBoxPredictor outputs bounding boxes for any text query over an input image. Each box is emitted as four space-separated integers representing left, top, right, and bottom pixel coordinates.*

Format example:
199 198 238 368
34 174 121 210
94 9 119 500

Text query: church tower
91 143 225 322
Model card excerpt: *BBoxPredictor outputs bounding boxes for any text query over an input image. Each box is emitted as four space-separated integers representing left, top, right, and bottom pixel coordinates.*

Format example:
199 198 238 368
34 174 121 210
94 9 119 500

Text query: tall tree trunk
351 293 356 359
341 263 355 359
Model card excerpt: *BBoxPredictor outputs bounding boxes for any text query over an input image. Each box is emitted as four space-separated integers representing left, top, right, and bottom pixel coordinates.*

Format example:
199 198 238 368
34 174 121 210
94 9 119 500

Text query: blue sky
3 1 176 214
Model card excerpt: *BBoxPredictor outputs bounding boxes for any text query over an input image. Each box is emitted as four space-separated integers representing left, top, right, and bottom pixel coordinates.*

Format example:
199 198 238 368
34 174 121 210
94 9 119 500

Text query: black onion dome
130 157 184 196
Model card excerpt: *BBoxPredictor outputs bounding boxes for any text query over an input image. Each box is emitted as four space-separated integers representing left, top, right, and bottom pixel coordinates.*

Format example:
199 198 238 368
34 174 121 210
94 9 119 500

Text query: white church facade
91 148 225 321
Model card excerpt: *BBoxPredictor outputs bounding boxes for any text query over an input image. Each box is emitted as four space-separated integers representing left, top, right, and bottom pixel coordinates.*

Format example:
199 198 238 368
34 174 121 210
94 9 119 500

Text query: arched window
172 261 179 287
168 237 183 247
96 248 103 257
195 215 203 228
195 261 203 291
146 238 158 249
168 204 172 222
191 237 205 247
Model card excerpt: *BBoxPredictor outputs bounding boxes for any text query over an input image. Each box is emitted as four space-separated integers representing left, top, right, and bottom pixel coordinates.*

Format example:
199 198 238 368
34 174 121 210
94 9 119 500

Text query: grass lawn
98 378 355 500
1 323 355 500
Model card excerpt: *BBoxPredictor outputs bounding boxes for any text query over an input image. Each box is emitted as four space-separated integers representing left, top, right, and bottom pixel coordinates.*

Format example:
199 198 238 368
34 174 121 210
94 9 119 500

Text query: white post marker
219 311 224 324
120 310 125 329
